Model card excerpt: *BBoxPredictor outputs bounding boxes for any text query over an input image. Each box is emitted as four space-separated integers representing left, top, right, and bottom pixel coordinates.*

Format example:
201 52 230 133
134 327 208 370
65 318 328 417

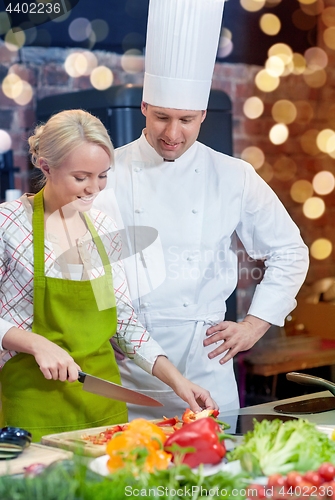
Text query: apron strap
32 188 46 280
83 213 113 277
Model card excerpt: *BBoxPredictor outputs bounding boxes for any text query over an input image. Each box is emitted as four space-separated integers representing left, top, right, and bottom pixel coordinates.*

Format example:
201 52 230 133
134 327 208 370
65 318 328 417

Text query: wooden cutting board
0 443 72 476
41 420 180 457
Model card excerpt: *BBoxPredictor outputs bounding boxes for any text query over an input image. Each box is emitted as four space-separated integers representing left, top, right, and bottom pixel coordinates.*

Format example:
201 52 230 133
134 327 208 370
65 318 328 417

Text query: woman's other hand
152 355 219 413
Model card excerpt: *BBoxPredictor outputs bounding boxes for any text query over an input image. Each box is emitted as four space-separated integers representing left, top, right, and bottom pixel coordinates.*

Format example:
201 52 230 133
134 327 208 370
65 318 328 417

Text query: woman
0 110 217 442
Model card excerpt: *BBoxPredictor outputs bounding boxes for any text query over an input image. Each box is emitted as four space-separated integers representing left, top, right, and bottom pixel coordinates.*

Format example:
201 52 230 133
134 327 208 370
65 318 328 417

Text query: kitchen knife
78 371 164 407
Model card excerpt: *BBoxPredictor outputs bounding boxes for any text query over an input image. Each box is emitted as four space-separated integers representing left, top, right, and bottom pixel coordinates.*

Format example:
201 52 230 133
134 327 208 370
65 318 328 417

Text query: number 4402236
6 3 62 14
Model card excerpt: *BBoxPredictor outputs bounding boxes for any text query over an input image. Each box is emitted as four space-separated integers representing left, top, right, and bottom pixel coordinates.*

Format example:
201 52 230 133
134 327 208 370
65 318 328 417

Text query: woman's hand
152 355 219 413
33 336 81 382
2 327 81 382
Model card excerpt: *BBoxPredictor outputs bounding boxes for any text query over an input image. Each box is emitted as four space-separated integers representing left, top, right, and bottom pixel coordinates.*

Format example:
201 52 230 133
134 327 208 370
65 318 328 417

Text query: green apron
0 189 128 442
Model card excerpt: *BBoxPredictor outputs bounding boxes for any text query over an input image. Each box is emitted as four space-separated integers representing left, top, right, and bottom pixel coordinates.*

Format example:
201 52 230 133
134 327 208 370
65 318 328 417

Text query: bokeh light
265 56 285 77
300 129 320 155
13 81 33 106
272 100 297 124
300 0 324 16
304 47 328 70
323 27 335 50
121 49 144 74
269 123 289 144
2 74 23 99
0 12 11 35
295 100 314 124
310 239 333 260
316 129 335 153
90 66 113 90
5 28 25 51
257 162 274 182
65 53 82 78
243 96 264 119
255 69 280 92
69 18 91 42
218 28 234 58
260 13 281 35
303 69 327 88
91 19 109 42
240 0 266 12
268 43 293 65
292 9 317 30
312 171 335 195
241 146 265 170
292 53 306 75
273 156 297 180
303 197 325 218
290 180 314 203
299 0 319 4
322 7 335 27
0 130 12 154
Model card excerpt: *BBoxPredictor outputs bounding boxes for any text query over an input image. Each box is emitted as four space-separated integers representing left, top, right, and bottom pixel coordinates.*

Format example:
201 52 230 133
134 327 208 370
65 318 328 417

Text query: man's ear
201 110 207 123
141 101 148 117
39 158 51 178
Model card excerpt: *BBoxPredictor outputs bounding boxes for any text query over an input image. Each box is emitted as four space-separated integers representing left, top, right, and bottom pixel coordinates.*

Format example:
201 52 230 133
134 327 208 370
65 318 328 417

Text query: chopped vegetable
228 418 335 477
155 416 179 427
81 424 128 445
164 416 231 468
106 418 171 473
182 408 220 423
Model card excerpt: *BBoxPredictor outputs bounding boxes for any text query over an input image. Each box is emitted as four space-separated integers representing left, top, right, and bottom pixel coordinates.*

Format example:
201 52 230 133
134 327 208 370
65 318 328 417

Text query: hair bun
28 124 45 168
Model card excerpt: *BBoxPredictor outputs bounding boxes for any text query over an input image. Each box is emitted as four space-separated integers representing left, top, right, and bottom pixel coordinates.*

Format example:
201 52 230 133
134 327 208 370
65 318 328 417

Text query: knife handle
78 371 87 384
286 372 335 396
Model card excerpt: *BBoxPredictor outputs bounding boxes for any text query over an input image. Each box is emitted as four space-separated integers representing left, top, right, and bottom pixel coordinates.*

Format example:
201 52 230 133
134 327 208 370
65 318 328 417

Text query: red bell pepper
164 417 230 468
156 416 180 427
182 408 219 423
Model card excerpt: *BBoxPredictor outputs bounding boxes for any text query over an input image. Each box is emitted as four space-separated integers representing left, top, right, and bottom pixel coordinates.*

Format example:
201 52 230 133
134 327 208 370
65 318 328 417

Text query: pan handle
286 372 335 396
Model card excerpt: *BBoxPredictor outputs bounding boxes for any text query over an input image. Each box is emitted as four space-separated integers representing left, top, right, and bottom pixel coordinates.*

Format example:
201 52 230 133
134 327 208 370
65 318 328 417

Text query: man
95 0 309 419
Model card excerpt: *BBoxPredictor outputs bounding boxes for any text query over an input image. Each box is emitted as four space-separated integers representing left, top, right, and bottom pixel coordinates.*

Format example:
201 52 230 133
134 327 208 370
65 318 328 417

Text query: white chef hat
143 0 225 111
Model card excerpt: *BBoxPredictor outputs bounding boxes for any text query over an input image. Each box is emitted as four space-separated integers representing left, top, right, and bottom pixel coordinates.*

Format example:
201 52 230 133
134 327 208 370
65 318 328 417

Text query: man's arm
204 162 309 364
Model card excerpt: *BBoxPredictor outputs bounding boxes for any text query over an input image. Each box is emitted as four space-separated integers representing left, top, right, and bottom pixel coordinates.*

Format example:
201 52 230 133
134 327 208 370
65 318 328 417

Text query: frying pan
274 372 335 414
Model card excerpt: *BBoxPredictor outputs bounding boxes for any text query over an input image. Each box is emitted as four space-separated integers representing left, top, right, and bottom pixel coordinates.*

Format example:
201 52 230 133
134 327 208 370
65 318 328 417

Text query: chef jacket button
141 302 149 308
134 167 142 173
192 209 198 214
135 208 143 213
187 256 194 261
183 302 189 307
195 168 200 173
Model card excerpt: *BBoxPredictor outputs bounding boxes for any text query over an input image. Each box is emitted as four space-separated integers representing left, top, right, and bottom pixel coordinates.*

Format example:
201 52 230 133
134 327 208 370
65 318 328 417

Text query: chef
94 0 309 419
0 109 217 442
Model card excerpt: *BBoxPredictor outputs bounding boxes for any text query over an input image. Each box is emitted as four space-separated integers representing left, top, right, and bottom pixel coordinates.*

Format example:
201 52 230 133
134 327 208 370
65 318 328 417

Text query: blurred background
1 0 335 404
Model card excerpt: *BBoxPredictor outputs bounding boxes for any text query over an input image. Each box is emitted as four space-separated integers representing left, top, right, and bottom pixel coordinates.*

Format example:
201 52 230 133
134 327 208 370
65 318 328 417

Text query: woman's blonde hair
28 109 114 182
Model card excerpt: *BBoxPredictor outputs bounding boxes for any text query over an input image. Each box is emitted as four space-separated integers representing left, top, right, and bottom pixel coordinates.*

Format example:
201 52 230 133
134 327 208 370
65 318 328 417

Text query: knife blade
78 371 163 407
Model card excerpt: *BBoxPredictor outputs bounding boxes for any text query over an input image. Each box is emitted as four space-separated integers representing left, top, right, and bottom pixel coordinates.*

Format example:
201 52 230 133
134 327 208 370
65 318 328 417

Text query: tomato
303 470 323 487
318 480 335 499
286 471 304 488
246 484 266 499
318 463 335 482
267 473 286 487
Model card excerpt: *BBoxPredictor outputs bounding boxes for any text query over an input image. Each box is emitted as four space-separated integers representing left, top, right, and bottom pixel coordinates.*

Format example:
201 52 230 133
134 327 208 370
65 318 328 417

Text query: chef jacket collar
139 130 198 166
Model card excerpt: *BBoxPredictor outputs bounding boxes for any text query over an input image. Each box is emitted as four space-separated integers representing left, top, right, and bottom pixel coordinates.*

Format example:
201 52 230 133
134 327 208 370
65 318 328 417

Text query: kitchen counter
220 390 335 429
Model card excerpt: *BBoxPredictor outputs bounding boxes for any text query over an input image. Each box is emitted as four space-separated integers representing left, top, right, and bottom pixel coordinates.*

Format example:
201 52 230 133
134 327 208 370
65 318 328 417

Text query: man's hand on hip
203 315 271 364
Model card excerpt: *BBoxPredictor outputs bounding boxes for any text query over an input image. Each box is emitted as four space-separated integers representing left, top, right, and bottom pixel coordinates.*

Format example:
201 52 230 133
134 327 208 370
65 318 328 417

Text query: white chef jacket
94 132 309 419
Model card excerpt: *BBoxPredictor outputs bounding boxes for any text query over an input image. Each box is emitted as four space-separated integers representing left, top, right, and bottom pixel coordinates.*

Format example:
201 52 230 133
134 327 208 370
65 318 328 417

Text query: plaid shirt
0 195 166 374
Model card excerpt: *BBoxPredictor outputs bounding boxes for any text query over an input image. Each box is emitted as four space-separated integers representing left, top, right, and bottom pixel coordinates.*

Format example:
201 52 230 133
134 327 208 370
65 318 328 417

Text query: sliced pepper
182 408 220 423
164 416 228 468
156 416 180 427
